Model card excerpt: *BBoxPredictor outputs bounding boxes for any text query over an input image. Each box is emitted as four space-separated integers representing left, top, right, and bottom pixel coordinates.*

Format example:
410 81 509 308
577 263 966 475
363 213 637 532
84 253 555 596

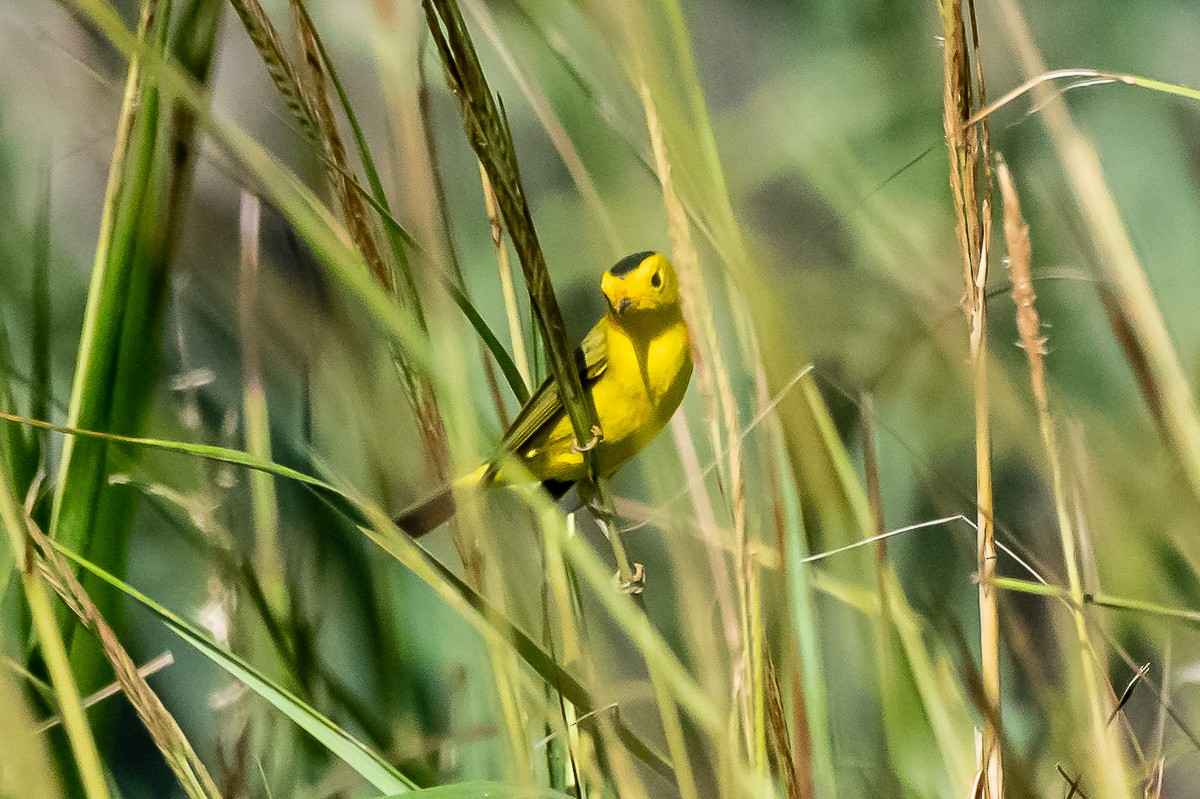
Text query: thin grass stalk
422 0 602 475
556 528 771 796
541 511 583 794
762 653 800 799
667 414 740 658
641 82 754 760
224 0 321 145
485 630 536 787
746 545 767 781
35 654 173 733
994 0 1200 506
413 55 512 427
291 0 415 297
461 0 621 251
937 0 1001 793
997 159 1127 795
30 170 51 443
0 468 109 799
648 664 702 799
994 579 1200 647
756 361 815 799
480 164 532 391
292 3 393 293
238 192 284 612
860 393 902 780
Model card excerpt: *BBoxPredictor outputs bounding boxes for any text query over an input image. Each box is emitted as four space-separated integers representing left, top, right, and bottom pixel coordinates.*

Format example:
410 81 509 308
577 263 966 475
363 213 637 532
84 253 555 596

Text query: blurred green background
3 0 1200 797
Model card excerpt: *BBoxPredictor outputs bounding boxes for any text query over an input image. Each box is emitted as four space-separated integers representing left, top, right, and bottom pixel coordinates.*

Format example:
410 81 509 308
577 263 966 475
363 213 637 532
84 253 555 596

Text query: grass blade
423 0 605 500
0 409 676 780
26 515 222 798
0 455 109 797
54 541 417 795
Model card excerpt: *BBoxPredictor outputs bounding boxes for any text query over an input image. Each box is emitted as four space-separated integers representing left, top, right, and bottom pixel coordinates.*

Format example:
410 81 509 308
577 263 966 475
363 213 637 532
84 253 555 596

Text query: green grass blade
0 661 63 798
55 542 417 795
374 783 575 798
71 0 434 379
50 0 178 703
441 278 530 405
0 409 675 780
50 0 163 552
0 459 109 797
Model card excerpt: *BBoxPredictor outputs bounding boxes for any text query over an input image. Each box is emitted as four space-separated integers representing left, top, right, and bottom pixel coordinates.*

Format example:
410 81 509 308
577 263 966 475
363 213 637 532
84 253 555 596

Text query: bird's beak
601 272 627 314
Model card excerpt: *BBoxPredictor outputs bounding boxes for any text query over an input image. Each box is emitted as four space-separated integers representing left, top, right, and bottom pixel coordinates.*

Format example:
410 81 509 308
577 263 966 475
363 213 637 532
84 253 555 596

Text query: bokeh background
3 0 1200 797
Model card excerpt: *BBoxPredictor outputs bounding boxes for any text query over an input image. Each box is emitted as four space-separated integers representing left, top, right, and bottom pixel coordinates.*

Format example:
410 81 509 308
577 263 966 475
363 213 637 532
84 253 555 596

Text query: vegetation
2 0 1200 796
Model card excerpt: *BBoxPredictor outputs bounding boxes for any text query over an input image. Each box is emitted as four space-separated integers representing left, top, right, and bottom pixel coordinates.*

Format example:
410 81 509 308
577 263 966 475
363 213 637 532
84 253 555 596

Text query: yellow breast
524 316 692 483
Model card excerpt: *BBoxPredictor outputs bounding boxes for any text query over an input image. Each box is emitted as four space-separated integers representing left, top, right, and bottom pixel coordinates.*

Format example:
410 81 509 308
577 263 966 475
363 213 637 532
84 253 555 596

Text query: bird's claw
571 425 604 454
617 563 646 595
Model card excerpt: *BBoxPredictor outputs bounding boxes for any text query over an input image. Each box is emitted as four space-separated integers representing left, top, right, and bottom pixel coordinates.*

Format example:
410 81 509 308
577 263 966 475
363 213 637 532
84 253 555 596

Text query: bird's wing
495 320 609 459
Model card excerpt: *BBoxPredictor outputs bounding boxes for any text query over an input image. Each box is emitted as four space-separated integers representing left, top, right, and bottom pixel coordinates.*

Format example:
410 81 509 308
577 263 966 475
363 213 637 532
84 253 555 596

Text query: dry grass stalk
478 163 532 391
26 520 223 799
293 3 393 291
994 0 1200 505
938 0 1001 795
763 652 802 799
641 81 758 763
226 0 321 143
422 0 619 569
998 158 1129 796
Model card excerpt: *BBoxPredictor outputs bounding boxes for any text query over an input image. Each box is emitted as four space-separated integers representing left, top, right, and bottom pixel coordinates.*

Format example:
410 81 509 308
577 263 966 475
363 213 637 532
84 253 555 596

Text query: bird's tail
393 465 488 538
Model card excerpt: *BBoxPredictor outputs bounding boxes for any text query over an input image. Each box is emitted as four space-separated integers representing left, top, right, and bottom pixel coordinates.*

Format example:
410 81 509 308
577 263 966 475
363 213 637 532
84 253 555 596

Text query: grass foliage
2 0 1200 797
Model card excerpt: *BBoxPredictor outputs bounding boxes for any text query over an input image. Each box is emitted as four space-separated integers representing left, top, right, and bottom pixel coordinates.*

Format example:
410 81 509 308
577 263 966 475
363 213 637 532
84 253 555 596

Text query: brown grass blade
27 517 223 799
292 3 393 291
938 0 1001 794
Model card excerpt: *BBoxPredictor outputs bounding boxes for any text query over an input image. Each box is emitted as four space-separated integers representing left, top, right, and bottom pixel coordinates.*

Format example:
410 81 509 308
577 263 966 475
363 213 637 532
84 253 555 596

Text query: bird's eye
651 271 662 288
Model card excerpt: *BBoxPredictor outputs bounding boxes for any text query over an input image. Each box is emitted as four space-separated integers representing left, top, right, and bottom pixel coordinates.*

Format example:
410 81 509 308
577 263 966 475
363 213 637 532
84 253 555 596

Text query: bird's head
601 251 680 317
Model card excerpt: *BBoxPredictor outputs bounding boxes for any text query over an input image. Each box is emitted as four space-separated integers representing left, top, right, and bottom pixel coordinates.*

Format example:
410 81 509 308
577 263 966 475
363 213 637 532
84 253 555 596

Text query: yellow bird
396 251 693 537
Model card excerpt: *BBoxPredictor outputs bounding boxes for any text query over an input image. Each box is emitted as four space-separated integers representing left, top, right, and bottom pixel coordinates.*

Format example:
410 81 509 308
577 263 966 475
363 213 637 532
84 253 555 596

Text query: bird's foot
571 425 604 454
616 563 646 595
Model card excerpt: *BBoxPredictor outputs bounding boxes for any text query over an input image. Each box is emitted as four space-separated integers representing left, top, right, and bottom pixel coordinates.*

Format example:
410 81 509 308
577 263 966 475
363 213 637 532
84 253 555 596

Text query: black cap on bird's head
608 251 656 278
602 251 679 317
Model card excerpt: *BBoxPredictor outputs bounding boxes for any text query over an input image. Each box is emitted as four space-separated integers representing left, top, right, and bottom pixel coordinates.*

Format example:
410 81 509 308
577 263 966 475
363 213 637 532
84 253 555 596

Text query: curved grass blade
374 783 575 798
0 410 675 780
26 515 222 799
441 278 530 405
0 412 331 491
54 542 416 795
0 453 109 798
